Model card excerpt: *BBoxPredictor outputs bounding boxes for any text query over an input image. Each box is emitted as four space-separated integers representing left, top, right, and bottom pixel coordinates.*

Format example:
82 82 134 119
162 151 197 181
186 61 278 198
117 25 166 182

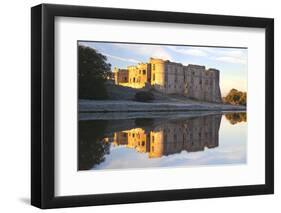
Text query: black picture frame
31 3 274 209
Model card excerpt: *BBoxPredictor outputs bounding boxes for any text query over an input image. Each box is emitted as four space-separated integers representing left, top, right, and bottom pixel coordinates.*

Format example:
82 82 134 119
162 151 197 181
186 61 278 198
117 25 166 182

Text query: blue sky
79 41 247 96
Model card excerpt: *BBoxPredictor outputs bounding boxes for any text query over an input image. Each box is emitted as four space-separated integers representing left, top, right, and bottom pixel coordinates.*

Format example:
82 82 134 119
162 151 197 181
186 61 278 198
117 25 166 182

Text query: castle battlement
114 58 222 103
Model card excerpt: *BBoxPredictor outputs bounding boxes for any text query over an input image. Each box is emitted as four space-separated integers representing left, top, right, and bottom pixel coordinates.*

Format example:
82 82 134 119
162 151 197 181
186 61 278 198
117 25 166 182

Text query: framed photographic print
31 3 274 209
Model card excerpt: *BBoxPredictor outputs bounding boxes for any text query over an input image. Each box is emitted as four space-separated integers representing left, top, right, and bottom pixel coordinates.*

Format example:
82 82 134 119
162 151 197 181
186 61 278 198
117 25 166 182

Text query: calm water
78 112 247 171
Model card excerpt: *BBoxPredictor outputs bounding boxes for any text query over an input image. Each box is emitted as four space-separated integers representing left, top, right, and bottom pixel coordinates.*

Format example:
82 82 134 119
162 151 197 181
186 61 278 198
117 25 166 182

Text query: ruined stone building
114 58 222 103
109 115 222 158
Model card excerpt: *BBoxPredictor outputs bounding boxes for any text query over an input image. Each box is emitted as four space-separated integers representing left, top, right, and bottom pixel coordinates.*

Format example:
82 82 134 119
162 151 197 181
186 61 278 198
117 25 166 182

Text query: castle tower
208 68 222 103
149 58 166 92
113 67 118 85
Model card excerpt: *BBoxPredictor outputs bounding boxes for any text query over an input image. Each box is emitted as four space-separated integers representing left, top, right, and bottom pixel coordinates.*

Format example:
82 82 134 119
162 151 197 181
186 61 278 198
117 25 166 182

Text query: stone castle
114 58 222 103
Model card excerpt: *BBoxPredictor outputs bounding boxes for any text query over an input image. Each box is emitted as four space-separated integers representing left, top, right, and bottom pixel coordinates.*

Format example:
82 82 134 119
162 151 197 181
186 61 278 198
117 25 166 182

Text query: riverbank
79 99 246 113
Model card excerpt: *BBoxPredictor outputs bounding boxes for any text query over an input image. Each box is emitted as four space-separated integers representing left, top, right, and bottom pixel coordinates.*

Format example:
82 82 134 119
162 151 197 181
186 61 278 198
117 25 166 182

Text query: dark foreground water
78 112 247 171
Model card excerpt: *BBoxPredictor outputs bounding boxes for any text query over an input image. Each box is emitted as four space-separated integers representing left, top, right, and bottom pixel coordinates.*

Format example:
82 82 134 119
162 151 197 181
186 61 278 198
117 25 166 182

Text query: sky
79 41 247 96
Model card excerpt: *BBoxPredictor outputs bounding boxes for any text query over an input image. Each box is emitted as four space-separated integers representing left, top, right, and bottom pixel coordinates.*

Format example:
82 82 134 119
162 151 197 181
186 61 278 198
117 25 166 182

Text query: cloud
149 48 172 60
167 46 247 65
167 46 208 57
215 56 247 64
222 50 245 58
213 49 247 65
79 42 141 63
103 53 140 63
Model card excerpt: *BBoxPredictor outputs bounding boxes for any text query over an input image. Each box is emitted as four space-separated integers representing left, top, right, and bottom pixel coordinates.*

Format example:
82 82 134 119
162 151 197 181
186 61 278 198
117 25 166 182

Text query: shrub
134 91 155 102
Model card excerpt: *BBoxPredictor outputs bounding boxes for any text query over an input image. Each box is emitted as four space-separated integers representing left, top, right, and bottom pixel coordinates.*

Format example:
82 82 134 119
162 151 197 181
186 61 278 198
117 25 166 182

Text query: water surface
78 112 247 171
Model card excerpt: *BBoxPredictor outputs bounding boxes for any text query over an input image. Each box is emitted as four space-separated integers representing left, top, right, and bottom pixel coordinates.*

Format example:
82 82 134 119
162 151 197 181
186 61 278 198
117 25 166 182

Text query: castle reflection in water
78 112 247 170
103 115 222 159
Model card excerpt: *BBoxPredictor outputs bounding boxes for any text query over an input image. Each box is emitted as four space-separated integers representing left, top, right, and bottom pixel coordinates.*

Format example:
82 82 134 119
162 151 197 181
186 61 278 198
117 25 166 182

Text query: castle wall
127 64 146 88
208 68 222 103
184 64 206 100
182 64 222 103
114 68 129 85
113 63 151 89
164 62 185 94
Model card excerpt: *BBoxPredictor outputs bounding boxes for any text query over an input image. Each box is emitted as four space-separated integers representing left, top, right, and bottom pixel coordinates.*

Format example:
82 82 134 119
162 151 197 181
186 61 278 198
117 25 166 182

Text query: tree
239 92 247 105
79 45 111 99
223 89 247 106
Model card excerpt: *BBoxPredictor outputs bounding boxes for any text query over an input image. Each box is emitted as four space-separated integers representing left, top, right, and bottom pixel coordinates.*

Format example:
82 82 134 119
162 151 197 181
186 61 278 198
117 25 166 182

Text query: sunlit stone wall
114 63 151 89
